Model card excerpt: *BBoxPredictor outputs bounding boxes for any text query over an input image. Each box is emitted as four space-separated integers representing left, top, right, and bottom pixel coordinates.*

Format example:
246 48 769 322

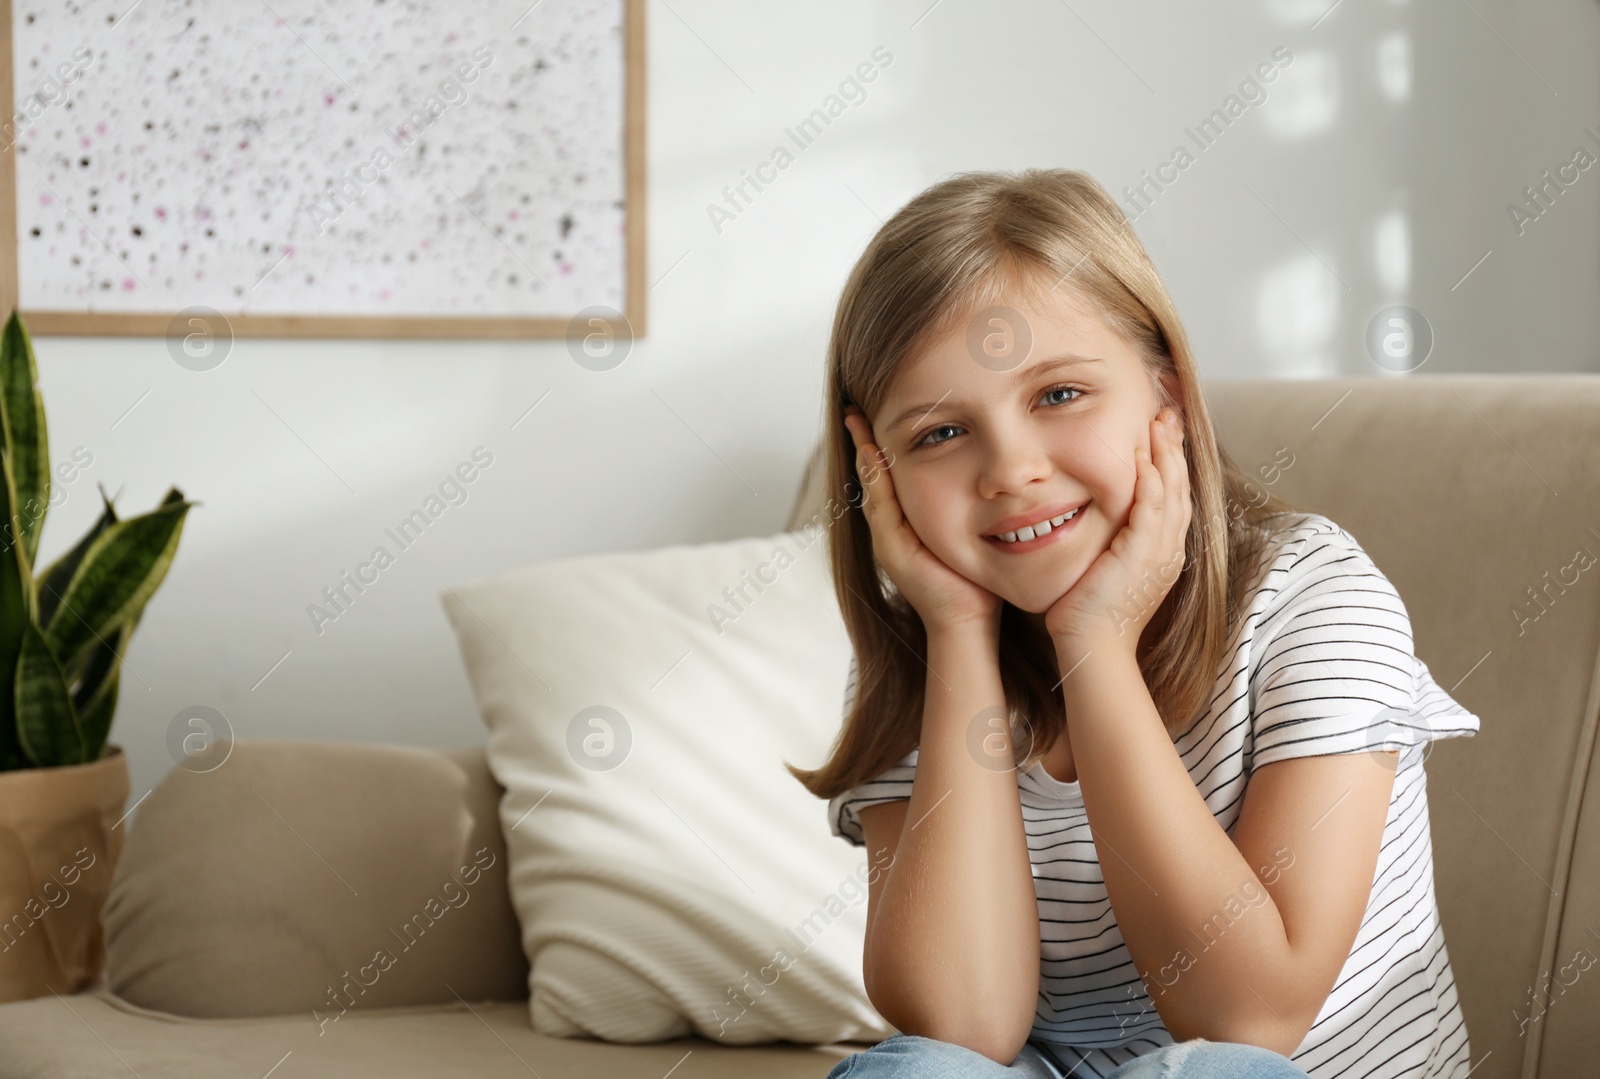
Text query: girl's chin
995 584 1076 618
958 551 1087 616
1008 597 1061 618
1015 575 1092 620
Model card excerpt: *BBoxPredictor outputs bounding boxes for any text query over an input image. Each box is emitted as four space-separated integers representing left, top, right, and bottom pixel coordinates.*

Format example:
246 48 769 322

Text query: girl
786 169 1480 1078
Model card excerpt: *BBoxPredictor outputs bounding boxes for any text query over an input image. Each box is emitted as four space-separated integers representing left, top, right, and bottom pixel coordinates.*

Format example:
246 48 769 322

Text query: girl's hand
844 407 1002 633
1043 407 1192 656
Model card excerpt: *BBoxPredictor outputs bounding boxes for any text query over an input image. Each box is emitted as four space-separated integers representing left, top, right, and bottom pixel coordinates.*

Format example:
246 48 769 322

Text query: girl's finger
1167 416 1190 519
843 416 873 472
846 413 890 473
849 425 897 522
1173 420 1193 530
844 412 865 449
1129 442 1162 546
855 436 887 486
1157 414 1190 557
1156 413 1183 518
1131 420 1171 563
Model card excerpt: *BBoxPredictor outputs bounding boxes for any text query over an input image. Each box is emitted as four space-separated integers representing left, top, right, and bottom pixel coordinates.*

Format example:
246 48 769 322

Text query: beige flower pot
0 745 129 1003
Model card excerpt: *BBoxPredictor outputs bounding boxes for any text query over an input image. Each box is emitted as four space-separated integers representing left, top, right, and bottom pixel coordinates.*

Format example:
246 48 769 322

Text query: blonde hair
787 168 1304 801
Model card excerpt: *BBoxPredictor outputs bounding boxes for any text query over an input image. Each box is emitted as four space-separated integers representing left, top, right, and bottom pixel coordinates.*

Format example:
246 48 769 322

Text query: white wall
26 0 1598 808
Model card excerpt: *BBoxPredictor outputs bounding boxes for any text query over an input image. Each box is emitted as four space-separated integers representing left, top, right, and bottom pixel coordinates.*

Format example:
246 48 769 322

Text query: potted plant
0 310 195 1003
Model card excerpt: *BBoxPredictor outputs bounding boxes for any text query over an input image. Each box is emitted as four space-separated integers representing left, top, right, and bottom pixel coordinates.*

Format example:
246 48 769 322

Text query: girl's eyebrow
881 354 1106 435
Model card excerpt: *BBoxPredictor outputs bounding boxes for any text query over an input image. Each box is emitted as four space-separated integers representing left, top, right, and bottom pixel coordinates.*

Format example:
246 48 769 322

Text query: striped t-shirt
829 512 1481 1078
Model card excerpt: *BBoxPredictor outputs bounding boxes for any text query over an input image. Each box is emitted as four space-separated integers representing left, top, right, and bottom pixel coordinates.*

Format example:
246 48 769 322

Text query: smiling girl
788 170 1480 1078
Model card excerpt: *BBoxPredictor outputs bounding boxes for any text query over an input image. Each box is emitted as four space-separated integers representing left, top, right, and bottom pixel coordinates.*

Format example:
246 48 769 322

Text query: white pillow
440 531 894 1046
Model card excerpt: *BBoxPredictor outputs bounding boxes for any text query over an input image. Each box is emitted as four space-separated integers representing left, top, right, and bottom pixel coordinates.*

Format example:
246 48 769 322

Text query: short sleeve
826 653 918 847
1249 521 1481 769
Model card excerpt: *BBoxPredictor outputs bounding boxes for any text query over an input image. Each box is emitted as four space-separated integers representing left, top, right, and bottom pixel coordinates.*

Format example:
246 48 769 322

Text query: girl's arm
1045 414 1395 1053
1056 639 1396 1054
857 617 1041 1066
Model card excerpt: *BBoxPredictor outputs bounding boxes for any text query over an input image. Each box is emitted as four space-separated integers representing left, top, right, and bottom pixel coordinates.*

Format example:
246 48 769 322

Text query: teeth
994 506 1081 544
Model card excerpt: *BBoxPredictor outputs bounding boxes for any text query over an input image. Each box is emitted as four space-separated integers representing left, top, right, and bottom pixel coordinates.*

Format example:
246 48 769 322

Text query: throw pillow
440 530 892 1046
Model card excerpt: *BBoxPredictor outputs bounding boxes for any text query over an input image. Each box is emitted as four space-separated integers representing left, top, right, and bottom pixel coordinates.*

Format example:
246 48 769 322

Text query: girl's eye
913 385 1085 448
1041 384 1083 407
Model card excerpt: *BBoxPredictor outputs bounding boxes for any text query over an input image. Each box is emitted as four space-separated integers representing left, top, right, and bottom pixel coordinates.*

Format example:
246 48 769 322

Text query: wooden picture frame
0 0 646 340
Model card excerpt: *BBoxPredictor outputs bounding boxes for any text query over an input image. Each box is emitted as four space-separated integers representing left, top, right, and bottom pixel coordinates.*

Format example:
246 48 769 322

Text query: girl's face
868 283 1175 618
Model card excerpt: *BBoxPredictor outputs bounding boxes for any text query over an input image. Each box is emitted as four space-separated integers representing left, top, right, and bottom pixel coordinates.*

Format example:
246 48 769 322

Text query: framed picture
0 0 646 339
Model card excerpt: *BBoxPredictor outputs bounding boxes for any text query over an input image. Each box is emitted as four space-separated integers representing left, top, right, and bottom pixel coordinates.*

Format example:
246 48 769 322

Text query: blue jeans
826 1034 1312 1078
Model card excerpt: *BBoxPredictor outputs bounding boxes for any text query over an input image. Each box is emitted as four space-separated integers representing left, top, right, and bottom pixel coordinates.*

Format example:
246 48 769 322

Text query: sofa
0 374 1596 1079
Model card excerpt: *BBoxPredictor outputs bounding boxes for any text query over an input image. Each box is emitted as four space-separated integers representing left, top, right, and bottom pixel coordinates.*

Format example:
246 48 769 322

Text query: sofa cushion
102 740 527 1016
440 530 893 1046
0 988 860 1078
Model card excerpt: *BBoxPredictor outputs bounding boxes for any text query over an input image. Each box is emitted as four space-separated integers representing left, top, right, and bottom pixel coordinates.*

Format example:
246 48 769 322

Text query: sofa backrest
785 374 1600 1079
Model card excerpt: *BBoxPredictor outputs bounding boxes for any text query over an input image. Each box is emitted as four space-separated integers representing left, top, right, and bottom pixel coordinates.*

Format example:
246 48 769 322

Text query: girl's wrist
927 612 1001 647
1051 631 1136 676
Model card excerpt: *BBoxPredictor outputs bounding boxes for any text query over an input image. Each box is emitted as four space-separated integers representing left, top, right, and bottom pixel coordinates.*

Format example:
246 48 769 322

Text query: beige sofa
1 375 1596 1079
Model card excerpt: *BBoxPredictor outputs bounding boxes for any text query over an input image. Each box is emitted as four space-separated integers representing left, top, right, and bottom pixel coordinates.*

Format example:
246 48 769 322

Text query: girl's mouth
982 502 1087 554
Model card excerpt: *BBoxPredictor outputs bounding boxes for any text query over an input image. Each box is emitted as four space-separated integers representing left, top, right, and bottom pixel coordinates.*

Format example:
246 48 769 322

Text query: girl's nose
977 431 1054 498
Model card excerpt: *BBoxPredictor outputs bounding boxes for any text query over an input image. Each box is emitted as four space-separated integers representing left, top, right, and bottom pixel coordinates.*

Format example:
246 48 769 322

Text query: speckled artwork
10 0 628 320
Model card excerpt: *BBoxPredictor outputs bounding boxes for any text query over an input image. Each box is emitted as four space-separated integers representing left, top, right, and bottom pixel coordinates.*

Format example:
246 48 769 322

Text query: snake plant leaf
34 484 126 759
43 493 192 670
65 509 165 760
0 444 31 771
0 312 51 568
73 666 120 766
59 492 174 705
14 622 82 768
72 619 132 763
65 578 145 713
67 603 133 706
36 482 119 631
